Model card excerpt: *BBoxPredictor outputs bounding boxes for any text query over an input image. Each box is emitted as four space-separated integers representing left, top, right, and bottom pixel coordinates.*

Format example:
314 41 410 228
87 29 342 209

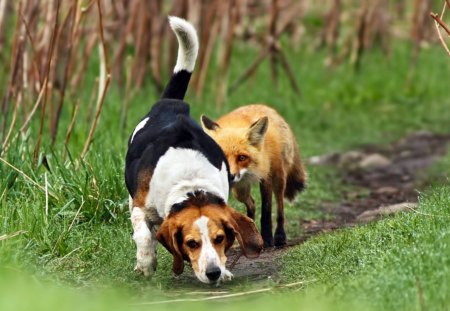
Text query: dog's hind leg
131 206 157 276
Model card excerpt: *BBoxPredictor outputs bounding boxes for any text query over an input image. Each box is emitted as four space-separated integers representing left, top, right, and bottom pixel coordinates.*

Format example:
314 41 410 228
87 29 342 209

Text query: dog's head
156 192 263 283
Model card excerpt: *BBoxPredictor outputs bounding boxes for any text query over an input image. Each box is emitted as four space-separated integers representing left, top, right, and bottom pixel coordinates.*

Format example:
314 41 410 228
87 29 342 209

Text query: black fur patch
171 190 225 214
125 99 232 198
161 70 192 100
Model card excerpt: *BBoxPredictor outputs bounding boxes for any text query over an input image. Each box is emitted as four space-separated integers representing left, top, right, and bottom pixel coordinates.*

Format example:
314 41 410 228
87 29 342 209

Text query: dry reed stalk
430 12 450 36
430 0 450 56
63 99 80 159
33 0 61 163
364 0 390 56
1 1 24 137
81 0 111 160
191 0 220 93
149 0 163 92
19 5 41 85
131 0 151 88
277 45 301 95
166 0 188 74
268 0 279 86
0 230 27 241
411 0 433 64
70 33 97 92
0 156 57 199
20 76 46 134
47 4 75 137
216 0 240 107
51 2 77 145
351 0 369 71
194 0 222 96
229 0 301 95
321 0 341 66
120 56 134 133
1 93 20 154
0 0 7 51
229 48 270 93
112 0 134 90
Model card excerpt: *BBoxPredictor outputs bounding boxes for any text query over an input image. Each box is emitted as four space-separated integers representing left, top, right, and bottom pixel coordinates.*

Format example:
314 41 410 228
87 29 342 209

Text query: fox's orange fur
201 104 306 246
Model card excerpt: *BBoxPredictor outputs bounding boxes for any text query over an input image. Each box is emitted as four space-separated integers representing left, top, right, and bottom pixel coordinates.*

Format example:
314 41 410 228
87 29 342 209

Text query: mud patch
227 131 450 281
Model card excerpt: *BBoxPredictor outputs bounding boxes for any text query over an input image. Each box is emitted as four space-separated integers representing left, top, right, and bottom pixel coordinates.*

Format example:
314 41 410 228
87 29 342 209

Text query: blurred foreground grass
1 41 449 310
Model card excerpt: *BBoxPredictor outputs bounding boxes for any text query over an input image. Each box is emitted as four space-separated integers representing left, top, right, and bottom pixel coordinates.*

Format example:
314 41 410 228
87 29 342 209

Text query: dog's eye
237 155 248 162
186 240 200 249
214 235 224 245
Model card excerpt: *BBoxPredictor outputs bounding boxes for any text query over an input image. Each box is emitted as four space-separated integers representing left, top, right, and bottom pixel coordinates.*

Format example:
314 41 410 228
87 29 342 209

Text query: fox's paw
274 228 287 247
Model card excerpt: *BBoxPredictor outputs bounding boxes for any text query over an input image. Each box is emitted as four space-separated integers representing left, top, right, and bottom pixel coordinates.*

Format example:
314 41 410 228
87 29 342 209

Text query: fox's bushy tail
160 16 199 100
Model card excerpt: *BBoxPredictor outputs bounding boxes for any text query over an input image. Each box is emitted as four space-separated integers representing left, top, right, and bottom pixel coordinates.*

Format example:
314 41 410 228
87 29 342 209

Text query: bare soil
226 131 450 281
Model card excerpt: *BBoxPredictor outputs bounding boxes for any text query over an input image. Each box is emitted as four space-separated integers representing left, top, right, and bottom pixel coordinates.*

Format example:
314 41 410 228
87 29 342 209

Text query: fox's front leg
259 179 273 247
233 184 256 220
131 207 157 276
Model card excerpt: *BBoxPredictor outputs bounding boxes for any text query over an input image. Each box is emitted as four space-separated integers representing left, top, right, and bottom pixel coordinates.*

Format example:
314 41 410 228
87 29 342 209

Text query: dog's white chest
148 147 229 217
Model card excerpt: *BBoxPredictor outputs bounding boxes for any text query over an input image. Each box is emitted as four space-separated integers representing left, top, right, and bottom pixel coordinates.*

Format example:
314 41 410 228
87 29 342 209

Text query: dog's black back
125 99 231 198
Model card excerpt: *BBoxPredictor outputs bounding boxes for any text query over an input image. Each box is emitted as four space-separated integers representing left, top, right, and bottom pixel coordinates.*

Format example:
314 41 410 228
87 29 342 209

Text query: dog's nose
205 266 221 281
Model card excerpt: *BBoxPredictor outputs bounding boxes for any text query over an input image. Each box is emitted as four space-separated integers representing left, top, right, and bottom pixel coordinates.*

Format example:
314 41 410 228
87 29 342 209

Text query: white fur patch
194 216 232 284
168 16 199 73
131 207 157 276
131 117 149 143
147 148 229 218
233 168 248 183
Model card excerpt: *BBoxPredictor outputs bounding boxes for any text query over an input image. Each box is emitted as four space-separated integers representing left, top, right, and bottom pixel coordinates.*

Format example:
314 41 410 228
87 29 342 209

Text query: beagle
125 17 263 284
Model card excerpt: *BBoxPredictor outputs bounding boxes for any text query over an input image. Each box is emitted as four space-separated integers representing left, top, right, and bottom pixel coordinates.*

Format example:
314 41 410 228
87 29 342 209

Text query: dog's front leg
131 207 157 276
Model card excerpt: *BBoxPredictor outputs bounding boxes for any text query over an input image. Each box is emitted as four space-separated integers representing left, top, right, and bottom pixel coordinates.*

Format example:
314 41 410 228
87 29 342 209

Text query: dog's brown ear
223 206 263 258
247 116 268 147
201 115 220 131
156 219 184 275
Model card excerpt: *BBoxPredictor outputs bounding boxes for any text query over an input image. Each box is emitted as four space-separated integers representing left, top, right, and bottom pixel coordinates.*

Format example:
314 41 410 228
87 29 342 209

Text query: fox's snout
231 168 248 183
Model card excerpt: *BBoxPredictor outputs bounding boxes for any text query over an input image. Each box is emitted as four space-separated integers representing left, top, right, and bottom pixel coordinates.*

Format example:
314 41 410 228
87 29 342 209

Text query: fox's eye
186 240 200 249
237 155 248 162
214 235 224 245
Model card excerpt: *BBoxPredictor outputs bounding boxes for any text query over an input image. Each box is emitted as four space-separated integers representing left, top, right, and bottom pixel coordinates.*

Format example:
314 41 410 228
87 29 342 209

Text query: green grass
1 188 449 310
281 186 450 311
1 39 450 310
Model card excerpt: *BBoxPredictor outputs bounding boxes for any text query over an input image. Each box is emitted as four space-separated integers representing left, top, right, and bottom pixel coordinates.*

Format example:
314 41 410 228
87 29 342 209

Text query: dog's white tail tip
168 16 199 73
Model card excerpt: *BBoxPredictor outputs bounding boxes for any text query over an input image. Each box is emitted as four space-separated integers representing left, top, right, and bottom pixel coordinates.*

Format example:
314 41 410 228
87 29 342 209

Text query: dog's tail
160 16 199 100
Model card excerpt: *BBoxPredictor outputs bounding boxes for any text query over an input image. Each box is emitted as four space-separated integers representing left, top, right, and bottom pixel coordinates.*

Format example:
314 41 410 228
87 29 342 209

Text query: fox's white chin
233 168 260 184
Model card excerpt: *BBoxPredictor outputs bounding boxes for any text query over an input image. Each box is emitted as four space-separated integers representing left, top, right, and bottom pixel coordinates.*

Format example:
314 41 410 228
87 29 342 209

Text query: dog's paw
134 258 157 277
221 269 233 282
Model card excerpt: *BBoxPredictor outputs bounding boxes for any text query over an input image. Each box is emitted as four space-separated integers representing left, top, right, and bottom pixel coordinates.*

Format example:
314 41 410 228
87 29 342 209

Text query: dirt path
227 131 450 280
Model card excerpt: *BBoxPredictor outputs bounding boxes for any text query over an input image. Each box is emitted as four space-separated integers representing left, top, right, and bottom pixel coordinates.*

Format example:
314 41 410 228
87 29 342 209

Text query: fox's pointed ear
201 115 220 131
247 116 268 146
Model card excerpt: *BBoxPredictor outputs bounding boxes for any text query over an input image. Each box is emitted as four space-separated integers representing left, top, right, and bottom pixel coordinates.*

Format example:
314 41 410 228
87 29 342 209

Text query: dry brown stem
51 2 78 145
81 0 111 160
430 13 450 36
63 99 80 159
430 0 450 56
33 0 61 163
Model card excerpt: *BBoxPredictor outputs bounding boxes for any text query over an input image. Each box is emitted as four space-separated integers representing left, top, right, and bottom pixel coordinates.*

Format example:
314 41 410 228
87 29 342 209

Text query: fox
201 104 306 247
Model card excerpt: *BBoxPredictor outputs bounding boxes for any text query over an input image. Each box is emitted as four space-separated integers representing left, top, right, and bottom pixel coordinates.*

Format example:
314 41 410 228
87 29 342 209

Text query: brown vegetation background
0 0 448 159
